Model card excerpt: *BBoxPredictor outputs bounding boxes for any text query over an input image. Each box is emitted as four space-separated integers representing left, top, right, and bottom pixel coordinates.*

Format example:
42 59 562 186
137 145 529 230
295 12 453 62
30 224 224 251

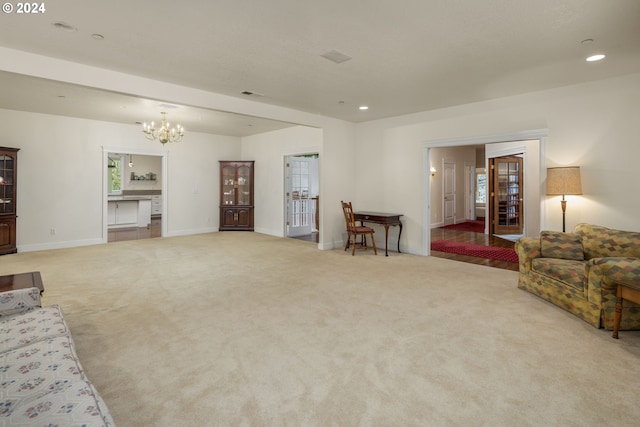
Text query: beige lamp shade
546 167 582 196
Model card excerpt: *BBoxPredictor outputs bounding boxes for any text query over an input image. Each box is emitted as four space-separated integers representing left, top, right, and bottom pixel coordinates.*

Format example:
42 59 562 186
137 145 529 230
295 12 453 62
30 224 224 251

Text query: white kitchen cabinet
108 200 141 227
117 201 137 224
107 201 116 226
137 200 151 227
151 195 162 216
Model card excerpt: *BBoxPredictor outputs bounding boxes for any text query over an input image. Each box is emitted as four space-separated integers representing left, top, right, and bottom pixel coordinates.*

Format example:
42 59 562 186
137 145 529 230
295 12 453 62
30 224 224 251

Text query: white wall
240 119 357 251
1 108 240 251
355 73 640 255
121 154 162 191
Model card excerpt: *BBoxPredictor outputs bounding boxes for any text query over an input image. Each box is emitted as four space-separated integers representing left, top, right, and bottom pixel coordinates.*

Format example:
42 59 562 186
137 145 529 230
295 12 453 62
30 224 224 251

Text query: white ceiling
1 0 639 136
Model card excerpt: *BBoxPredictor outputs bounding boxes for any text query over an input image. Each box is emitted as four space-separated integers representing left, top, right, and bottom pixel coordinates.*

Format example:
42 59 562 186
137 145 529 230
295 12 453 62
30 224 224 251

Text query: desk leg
383 225 390 256
613 285 622 339
397 222 402 254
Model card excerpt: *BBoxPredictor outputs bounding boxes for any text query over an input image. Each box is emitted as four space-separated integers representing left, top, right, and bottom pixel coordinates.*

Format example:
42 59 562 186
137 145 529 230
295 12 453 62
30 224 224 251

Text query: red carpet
431 240 519 263
441 220 485 233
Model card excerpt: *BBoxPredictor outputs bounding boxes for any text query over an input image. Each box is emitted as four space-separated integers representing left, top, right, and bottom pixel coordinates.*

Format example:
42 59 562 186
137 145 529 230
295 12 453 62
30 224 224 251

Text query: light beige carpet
2 232 639 426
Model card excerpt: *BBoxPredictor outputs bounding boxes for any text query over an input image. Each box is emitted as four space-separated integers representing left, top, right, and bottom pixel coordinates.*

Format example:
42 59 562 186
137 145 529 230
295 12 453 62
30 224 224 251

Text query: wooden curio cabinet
219 161 254 231
0 147 19 255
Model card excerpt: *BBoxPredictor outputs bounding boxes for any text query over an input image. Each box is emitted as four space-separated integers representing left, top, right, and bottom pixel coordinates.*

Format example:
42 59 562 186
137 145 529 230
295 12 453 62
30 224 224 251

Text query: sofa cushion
540 231 584 261
0 305 68 353
575 223 640 260
0 335 112 426
531 258 586 291
0 287 41 319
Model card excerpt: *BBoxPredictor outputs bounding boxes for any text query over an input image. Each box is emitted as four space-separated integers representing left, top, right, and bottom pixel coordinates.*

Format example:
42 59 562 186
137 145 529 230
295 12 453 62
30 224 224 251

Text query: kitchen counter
108 195 153 201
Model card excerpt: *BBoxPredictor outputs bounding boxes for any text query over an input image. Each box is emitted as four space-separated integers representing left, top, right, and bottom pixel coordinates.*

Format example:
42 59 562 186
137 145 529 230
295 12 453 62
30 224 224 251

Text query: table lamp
546 166 582 232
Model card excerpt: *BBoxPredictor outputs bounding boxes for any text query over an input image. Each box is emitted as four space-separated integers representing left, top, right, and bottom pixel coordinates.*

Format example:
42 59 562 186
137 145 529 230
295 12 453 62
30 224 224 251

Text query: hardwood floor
289 232 319 243
430 226 518 271
108 218 161 243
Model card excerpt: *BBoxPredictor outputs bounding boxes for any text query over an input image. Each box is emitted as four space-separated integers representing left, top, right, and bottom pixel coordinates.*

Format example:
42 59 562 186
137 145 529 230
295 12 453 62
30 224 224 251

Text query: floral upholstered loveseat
0 287 115 426
515 223 640 330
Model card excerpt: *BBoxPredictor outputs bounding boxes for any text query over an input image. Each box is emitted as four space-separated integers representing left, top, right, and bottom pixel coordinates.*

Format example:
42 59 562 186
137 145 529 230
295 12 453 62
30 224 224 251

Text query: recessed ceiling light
52 22 77 32
91 33 104 40
359 106 369 110
586 54 606 62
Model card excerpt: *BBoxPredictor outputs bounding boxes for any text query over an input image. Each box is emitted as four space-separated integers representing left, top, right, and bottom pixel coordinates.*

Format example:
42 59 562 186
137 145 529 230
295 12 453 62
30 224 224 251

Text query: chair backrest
341 201 356 231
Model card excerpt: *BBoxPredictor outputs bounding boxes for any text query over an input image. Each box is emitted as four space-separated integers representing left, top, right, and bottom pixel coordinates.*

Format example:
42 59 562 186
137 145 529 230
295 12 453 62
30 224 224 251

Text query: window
475 168 487 204
108 155 124 195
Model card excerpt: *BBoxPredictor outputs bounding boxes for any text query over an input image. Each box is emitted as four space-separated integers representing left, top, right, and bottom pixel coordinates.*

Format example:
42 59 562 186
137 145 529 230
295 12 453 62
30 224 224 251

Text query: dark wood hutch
0 147 19 255
219 161 254 231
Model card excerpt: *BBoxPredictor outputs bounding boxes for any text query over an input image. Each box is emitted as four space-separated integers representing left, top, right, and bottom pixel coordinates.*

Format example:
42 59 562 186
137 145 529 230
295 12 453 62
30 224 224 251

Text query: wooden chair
341 201 377 256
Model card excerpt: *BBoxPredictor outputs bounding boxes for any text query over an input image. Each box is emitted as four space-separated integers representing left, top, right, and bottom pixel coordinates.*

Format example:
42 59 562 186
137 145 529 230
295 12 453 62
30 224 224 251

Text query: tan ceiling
1 0 639 135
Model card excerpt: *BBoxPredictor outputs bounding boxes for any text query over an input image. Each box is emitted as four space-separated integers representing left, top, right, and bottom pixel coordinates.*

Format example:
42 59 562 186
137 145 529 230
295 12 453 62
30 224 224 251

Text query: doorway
284 154 319 243
424 131 545 256
103 148 168 243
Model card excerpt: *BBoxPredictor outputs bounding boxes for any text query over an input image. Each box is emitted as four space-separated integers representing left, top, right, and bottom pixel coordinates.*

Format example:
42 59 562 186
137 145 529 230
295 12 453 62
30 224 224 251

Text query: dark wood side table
0 271 44 295
612 279 640 339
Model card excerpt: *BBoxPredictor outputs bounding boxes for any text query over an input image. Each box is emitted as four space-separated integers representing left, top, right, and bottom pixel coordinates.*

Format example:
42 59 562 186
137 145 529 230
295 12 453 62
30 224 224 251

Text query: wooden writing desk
354 212 403 256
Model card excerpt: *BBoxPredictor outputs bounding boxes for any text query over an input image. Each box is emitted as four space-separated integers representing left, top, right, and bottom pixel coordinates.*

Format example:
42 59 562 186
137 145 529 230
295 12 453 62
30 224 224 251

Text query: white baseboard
164 227 218 237
18 238 104 253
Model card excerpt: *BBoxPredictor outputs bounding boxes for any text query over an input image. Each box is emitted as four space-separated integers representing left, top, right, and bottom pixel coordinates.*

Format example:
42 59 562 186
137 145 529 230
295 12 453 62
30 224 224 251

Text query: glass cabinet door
0 153 15 214
237 164 252 206
221 165 236 205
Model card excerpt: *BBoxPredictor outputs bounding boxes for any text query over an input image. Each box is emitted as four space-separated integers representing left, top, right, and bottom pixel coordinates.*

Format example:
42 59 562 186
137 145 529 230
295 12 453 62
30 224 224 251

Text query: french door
491 156 524 235
285 156 317 237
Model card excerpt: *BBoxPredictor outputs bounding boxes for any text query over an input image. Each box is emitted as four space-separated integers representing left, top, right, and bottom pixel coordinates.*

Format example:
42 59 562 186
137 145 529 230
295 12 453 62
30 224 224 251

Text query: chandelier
142 112 184 144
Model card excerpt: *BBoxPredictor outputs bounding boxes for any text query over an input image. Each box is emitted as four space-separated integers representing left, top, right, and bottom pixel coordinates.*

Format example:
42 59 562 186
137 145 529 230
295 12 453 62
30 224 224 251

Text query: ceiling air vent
241 91 264 97
321 50 352 64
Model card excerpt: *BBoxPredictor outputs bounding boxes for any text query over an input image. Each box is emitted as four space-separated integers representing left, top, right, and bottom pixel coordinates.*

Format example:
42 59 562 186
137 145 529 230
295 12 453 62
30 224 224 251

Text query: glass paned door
0 154 15 214
237 165 252 206
221 165 236 206
492 156 524 235
285 157 313 237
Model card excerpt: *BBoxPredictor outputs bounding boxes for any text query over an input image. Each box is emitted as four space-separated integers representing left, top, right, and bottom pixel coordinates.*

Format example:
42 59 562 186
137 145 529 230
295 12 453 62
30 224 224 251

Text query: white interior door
443 160 456 226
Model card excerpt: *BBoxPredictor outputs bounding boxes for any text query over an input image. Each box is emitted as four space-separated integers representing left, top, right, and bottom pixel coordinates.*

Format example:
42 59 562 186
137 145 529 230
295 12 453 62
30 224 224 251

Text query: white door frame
464 162 476 221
